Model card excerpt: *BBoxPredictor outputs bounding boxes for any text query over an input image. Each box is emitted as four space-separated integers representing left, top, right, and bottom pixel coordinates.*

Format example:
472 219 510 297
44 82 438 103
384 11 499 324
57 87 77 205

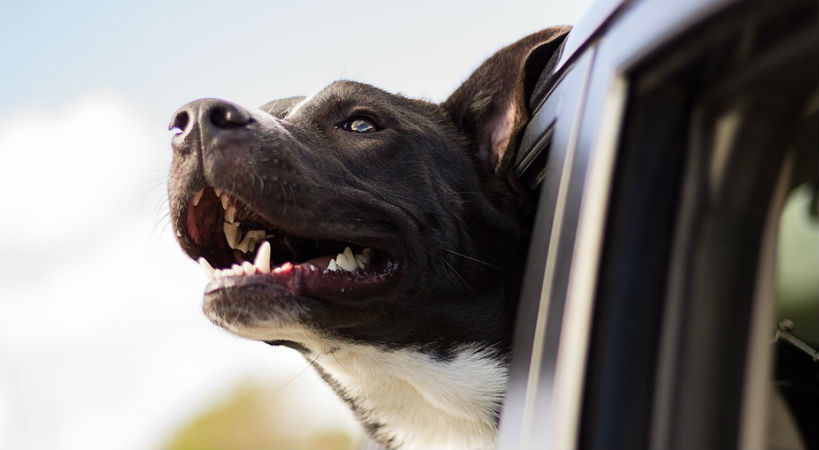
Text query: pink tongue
264 256 396 300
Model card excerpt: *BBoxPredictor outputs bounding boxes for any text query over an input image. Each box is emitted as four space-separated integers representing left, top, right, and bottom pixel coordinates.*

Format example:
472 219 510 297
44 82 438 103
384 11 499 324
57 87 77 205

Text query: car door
501 0 818 448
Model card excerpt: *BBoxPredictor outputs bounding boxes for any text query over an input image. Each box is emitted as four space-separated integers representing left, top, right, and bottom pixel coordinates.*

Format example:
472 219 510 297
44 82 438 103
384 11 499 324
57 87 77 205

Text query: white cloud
0 93 161 239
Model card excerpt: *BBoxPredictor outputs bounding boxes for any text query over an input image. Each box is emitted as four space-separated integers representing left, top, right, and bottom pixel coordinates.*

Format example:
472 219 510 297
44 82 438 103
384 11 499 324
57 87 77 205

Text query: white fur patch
317 344 507 449
216 315 506 449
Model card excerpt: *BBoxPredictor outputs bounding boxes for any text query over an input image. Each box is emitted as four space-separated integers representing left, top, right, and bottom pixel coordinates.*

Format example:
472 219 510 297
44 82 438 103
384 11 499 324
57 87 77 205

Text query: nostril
208 104 252 129
170 110 190 135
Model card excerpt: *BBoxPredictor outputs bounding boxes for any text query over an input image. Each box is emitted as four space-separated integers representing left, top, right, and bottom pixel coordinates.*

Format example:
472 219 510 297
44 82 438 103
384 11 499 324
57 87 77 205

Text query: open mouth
183 186 399 299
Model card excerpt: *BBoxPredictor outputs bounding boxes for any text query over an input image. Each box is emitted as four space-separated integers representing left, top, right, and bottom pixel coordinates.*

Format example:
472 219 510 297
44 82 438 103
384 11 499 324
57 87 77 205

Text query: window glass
777 182 819 345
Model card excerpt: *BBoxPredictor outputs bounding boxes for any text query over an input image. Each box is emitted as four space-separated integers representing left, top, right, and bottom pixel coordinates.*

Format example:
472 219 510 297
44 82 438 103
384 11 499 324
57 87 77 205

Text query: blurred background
0 1 594 448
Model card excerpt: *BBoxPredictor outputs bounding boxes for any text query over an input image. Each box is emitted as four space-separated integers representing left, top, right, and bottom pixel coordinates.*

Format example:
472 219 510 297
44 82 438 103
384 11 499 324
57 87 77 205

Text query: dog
167 26 570 449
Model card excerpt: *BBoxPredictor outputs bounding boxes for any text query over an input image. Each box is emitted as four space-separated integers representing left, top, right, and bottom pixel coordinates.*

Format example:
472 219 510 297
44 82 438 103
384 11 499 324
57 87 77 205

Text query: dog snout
169 98 253 153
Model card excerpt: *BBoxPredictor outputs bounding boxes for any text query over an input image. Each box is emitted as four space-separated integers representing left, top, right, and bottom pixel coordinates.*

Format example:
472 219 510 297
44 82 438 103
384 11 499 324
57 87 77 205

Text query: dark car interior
502 0 817 448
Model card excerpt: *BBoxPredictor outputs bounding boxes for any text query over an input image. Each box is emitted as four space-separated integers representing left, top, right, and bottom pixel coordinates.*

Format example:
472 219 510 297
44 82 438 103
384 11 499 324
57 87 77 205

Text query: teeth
225 206 236 223
192 188 204 206
343 246 355 261
221 195 229 210
327 259 339 272
248 230 267 241
334 253 349 270
214 188 222 197
355 248 372 269
213 267 234 279
335 247 358 272
242 261 255 275
254 241 271 273
176 230 182 237
237 230 266 253
224 222 242 248
198 257 214 278
231 264 243 276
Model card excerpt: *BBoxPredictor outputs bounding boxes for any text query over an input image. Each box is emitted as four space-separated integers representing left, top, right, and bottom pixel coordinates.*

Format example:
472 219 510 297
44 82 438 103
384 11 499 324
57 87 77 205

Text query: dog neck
313 343 508 450
218 316 509 448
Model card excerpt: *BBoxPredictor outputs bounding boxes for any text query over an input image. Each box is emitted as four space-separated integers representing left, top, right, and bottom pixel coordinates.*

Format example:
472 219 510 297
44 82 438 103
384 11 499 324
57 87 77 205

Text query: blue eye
341 117 378 133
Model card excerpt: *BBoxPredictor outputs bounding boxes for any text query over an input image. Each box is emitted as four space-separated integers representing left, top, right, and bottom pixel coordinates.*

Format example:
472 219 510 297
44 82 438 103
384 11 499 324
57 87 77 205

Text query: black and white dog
168 26 570 449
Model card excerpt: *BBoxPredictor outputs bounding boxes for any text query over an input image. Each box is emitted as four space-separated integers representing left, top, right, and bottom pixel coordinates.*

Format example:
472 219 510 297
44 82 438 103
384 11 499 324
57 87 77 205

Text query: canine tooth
221 195 229 210
192 188 204 206
214 188 222 196
254 241 271 273
242 261 255 275
224 222 242 249
327 259 339 272
225 206 236 223
198 257 214 278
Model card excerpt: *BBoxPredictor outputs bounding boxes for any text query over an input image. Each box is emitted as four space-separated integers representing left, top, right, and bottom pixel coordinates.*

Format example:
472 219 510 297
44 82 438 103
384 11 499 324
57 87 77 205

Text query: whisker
442 249 503 271
271 350 323 393
440 257 474 294
154 210 171 227
280 182 289 217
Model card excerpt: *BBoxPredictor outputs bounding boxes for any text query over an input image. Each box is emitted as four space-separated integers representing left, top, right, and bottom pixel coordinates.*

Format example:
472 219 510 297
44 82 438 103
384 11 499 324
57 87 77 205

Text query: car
498 0 818 448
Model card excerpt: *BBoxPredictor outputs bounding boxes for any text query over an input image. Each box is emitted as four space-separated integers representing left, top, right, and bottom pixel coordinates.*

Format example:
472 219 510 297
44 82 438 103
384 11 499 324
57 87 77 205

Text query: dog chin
201 277 307 336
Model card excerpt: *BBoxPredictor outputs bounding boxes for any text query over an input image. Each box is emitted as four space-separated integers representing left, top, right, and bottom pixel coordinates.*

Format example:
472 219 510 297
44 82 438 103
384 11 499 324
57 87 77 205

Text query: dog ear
442 26 571 177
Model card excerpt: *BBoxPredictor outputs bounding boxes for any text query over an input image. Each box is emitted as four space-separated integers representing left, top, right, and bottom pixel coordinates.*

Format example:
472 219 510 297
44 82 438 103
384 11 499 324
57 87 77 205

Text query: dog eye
341 117 378 133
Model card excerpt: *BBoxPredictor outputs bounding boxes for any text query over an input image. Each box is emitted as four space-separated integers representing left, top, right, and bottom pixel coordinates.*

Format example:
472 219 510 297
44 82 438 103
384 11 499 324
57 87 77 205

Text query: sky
0 1 594 448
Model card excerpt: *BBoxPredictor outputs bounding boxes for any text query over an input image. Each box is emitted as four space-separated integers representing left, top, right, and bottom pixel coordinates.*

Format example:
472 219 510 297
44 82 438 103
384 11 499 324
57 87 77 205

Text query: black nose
169 98 253 150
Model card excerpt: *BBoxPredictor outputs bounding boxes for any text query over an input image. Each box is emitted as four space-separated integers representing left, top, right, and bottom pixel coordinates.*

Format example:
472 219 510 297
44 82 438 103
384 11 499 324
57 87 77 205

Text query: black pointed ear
442 26 571 177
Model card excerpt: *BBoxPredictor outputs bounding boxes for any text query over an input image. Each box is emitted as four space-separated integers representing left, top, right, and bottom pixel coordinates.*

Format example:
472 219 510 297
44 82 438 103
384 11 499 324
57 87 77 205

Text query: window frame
499 0 817 448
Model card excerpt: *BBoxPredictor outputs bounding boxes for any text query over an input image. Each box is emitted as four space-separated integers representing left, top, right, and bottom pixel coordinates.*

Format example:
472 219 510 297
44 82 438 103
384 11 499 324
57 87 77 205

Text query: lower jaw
205 256 400 301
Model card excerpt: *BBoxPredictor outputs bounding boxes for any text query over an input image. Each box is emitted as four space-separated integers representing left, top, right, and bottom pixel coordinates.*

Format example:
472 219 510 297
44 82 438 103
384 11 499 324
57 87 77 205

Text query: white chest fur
315 344 508 450
218 320 508 449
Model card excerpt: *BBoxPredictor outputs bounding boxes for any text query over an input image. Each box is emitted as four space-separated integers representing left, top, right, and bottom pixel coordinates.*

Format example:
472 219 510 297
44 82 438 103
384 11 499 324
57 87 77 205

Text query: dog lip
203 256 400 301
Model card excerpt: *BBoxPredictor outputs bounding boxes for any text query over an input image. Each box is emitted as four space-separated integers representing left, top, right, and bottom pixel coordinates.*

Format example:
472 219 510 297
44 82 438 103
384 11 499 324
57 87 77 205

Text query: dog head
168 26 569 449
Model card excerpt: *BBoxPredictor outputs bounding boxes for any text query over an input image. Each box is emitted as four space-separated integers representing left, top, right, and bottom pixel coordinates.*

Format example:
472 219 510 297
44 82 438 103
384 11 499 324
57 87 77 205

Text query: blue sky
0 1 593 448
1 0 591 120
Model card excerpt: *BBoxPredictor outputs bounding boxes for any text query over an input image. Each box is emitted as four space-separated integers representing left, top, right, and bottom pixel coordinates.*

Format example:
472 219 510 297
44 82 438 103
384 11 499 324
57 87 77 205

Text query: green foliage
164 381 359 450
777 183 819 345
